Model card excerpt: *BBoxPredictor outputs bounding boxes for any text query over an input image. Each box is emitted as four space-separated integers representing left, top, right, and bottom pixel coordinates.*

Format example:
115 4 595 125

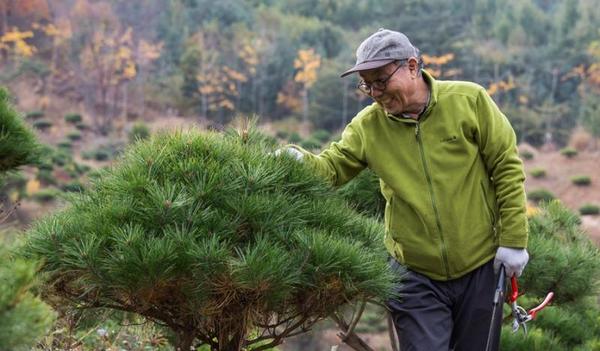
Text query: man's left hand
493 247 529 277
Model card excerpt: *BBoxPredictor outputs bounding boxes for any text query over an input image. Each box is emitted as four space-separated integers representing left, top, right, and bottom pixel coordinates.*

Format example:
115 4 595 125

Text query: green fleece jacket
294 70 528 281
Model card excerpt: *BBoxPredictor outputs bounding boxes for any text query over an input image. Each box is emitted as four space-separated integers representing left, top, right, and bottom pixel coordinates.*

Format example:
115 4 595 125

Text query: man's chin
378 102 400 115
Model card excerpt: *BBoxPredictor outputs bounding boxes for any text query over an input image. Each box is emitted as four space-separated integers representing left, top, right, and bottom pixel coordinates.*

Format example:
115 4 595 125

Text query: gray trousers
387 259 502 351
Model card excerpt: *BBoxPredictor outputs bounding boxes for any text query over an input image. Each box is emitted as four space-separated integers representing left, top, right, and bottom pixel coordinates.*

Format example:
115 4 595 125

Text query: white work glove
493 247 529 278
273 147 304 161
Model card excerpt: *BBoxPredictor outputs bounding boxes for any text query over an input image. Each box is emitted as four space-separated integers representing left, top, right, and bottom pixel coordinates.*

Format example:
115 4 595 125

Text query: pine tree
0 87 55 350
23 126 397 351
500 200 600 350
0 88 40 176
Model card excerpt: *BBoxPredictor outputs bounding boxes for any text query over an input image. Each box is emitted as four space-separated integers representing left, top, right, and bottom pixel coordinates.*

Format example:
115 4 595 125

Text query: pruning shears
507 275 554 335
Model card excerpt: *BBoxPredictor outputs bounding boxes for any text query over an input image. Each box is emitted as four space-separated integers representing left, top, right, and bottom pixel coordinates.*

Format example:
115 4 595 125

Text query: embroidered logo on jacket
441 135 458 143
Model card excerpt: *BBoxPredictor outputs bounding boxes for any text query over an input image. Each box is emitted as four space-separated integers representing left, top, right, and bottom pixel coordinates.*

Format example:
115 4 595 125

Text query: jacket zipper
480 182 498 240
415 123 451 279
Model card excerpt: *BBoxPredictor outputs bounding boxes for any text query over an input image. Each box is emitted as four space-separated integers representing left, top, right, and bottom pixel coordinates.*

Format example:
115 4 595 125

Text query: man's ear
407 57 419 76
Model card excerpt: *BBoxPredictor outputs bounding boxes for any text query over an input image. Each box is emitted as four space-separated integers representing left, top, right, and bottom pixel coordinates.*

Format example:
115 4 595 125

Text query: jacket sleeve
474 88 528 248
289 121 368 187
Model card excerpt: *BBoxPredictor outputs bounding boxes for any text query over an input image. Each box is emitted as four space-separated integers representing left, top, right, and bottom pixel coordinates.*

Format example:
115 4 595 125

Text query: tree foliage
0 87 54 350
23 127 396 351
0 88 40 176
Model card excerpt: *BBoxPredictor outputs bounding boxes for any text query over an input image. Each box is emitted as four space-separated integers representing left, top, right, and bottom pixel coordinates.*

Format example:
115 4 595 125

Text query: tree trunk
176 332 195 351
302 88 309 125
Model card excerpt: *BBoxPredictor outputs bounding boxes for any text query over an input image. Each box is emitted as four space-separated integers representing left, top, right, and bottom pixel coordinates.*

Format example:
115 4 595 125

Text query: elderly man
282 28 529 350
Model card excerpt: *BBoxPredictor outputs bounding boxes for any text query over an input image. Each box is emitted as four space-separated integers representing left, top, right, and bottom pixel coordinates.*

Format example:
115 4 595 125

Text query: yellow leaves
422 53 455 66
138 40 163 64
116 46 132 60
1 27 37 58
562 64 586 81
240 43 259 74
1 29 34 42
294 48 321 88
526 204 540 218
277 81 302 113
219 99 235 111
197 66 241 112
122 61 137 80
487 77 516 96
223 66 247 84
26 179 40 196
422 53 456 78
82 26 138 84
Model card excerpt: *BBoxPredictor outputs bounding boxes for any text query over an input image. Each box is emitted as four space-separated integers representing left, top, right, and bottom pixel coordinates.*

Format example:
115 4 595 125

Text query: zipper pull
415 123 420 138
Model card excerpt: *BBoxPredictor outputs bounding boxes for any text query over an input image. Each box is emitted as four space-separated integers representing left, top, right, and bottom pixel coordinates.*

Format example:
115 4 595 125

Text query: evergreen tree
501 200 600 349
0 87 55 350
0 88 40 176
23 126 396 351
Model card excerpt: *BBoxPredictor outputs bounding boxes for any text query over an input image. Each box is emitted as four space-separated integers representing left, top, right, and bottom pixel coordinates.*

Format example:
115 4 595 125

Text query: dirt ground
521 146 600 244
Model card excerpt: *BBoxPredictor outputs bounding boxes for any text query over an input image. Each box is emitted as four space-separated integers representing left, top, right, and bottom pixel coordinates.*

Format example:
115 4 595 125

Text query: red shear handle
509 276 519 303
528 292 554 320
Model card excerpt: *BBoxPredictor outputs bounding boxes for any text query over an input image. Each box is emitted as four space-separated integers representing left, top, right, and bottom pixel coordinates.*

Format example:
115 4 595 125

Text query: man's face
359 59 418 115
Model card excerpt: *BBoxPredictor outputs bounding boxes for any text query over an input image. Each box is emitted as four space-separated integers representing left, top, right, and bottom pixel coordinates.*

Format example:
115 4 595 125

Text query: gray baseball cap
341 28 418 77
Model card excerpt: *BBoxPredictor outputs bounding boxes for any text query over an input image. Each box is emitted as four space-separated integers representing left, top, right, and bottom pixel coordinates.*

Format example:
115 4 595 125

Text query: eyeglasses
357 60 406 95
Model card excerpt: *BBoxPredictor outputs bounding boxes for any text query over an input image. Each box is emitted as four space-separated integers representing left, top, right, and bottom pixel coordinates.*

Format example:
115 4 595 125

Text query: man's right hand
274 148 304 161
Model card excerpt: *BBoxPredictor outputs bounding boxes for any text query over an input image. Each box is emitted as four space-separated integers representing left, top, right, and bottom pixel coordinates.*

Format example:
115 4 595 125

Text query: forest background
1 0 600 350
1 0 600 142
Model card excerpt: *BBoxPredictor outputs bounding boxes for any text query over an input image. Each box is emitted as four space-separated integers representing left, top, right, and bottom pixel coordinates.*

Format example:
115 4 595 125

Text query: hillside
522 146 600 243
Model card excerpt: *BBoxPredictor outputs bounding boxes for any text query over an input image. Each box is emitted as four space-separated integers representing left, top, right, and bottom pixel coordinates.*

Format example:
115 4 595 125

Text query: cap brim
340 59 396 77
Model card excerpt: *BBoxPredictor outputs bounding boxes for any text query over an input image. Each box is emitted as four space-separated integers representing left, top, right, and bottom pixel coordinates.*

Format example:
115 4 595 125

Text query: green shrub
530 168 546 178
2 172 27 189
64 113 82 124
128 121 151 143
31 188 60 202
300 138 322 151
75 122 88 131
579 204 600 215
57 139 72 150
25 110 44 120
93 149 110 161
52 151 71 166
528 188 555 203
37 169 56 185
275 130 289 140
560 147 578 158
82 144 122 162
571 175 591 186
32 119 52 131
520 150 534 160
0 242 56 350
288 131 302 143
36 161 53 172
74 163 91 175
310 129 331 143
67 131 82 141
